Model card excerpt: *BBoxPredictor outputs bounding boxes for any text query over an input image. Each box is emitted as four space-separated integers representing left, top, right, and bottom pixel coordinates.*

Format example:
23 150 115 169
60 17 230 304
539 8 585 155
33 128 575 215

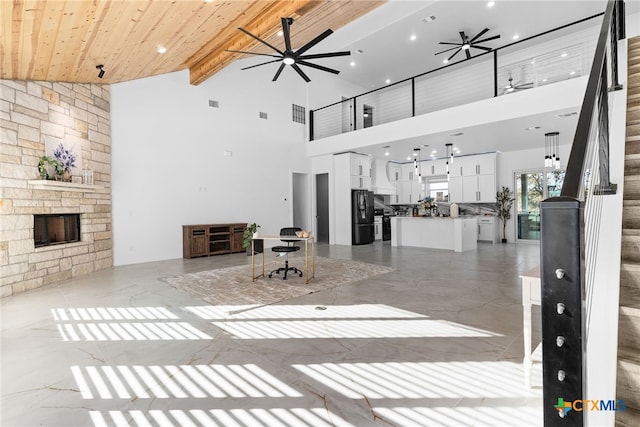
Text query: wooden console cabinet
183 223 247 259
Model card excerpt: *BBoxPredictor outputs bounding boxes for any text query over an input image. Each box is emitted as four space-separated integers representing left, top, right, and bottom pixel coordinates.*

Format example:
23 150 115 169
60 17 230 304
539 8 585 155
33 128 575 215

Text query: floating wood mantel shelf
27 180 103 192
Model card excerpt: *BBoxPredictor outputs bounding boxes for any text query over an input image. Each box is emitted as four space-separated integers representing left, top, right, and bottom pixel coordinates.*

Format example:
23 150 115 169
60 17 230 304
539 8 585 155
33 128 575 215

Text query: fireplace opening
34 214 80 247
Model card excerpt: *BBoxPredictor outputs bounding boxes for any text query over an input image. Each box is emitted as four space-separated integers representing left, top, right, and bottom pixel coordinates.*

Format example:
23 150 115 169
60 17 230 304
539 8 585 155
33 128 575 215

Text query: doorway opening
315 173 329 243
363 104 373 128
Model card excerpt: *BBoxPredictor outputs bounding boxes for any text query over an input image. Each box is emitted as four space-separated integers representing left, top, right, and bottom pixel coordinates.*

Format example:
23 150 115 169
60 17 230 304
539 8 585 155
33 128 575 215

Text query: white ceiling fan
503 76 534 95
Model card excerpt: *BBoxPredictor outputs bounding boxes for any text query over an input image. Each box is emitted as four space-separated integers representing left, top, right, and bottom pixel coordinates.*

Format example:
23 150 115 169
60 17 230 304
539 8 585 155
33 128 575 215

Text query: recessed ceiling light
443 59 449 64
350 61 356 67
410 34 417 41
277 30 283 37
512 34 519 40
204 0 214 3
431 150 437 154
385 151 390 156
422 15 436 22
542 78 548 82
487 1 495 7
561 52 568 58
385 79 391 84
157 46 167 54
569 71 576 75
406 156 411 161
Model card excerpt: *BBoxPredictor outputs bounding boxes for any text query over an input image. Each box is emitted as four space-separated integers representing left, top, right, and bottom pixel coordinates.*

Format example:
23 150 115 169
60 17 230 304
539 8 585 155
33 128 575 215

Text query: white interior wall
110 64 311 265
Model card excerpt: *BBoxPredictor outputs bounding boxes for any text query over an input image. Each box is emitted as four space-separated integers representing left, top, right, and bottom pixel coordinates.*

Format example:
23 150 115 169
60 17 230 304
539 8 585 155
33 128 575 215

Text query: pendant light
445 143 453 181
414 148 422 181
545 132 560 169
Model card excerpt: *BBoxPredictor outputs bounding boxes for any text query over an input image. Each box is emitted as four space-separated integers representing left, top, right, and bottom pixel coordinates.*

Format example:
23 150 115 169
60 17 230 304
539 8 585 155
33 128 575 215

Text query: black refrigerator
352 189 374 245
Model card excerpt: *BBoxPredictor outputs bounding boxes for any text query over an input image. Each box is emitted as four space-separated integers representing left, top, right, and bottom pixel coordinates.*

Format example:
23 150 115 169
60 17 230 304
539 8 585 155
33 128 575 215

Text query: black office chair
269 227 303 280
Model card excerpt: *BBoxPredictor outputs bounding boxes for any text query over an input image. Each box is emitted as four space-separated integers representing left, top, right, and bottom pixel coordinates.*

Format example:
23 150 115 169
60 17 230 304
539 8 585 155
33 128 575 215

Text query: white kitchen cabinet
401 163 415 181
478 216 500 243
349 154 372 190
451 154 497 203
398 180 423 204
449 176 463 202
351 175 372 189
350 156 371 177
388 163 401 182
450 162 463 178
425 159 447 176
374 217 383 241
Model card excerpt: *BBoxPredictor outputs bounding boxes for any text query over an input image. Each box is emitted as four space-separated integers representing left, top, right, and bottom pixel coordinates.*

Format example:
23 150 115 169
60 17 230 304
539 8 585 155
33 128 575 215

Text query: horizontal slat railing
309 12 605 141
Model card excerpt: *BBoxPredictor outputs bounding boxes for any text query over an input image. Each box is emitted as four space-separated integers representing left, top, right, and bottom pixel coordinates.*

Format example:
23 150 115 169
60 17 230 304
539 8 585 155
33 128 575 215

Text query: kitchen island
391 216 478 252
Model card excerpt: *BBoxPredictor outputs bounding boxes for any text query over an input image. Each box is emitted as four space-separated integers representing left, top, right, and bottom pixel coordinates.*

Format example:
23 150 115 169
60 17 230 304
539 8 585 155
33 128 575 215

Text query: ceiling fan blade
238 27 283 55
297 60 340 74
470 45 493 52
447 48 462 62
435 46 460 55
459 31 467 43
226 49 281 58
281 18 292 52
241 59 282 70
295 29 333 57
465 49 471 60
272 63 286 81
470 28 490 43
291 63 311 82
438 42 463 46
474 35 501 44
298 51 350 60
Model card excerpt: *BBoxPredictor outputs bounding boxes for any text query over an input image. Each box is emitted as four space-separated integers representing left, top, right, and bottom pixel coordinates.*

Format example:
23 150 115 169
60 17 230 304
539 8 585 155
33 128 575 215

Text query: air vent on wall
292 104 305 124
208 100 219 108
259 112 268 119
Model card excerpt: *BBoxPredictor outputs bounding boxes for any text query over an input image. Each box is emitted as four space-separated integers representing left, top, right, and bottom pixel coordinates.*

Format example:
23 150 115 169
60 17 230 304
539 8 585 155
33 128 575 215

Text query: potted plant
38 156 64 180
242 223 263 255
496 186 515 243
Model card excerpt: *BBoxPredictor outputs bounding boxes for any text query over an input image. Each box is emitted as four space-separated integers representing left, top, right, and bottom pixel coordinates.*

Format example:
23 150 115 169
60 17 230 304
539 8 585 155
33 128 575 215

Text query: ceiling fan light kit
228 17 350 83
435 28 500 62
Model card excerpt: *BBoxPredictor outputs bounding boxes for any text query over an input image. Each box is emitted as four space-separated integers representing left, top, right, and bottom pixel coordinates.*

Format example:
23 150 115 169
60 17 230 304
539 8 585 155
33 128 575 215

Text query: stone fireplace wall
0 80 112 297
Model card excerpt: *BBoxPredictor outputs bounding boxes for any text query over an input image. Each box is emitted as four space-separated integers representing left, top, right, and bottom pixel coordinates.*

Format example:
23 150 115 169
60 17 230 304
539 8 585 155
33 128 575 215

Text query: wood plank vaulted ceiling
1 0 385 85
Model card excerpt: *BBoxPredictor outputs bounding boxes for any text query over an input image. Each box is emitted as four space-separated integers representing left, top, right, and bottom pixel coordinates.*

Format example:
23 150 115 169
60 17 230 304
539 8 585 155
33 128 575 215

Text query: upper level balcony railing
309 12 605 142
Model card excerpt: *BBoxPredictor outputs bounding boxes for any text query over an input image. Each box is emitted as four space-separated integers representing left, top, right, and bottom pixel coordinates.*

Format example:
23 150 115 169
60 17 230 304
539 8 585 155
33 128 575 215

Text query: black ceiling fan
435 28 500 62
503 76 533 94
227 17 351 83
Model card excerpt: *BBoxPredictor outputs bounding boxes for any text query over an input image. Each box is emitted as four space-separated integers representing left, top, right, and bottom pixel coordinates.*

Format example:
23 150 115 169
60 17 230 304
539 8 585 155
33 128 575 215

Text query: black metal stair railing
539 0 624 425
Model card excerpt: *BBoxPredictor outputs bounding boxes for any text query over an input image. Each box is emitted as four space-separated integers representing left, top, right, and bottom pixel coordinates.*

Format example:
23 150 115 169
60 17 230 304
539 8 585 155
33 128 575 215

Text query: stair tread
618 346 640 364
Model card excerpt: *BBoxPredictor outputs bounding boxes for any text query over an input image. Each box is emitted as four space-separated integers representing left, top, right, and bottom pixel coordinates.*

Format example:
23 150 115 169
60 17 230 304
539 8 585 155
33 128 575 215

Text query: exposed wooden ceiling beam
188 0 319 85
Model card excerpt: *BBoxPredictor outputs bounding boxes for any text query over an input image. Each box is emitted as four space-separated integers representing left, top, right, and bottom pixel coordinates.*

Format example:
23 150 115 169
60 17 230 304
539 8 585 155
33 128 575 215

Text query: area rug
162 256 394 307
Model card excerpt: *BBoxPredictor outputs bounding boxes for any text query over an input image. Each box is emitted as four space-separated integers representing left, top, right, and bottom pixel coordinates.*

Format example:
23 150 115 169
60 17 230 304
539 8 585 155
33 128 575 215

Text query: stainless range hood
371 158 396 195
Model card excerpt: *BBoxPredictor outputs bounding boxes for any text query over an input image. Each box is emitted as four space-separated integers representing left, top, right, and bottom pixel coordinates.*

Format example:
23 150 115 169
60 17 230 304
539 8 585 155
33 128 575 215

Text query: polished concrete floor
1 241 543 427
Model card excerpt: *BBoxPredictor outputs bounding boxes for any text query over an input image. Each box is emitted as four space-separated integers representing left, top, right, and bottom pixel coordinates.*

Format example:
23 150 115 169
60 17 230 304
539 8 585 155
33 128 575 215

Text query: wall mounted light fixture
96 65 105 79
545 132 560 169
